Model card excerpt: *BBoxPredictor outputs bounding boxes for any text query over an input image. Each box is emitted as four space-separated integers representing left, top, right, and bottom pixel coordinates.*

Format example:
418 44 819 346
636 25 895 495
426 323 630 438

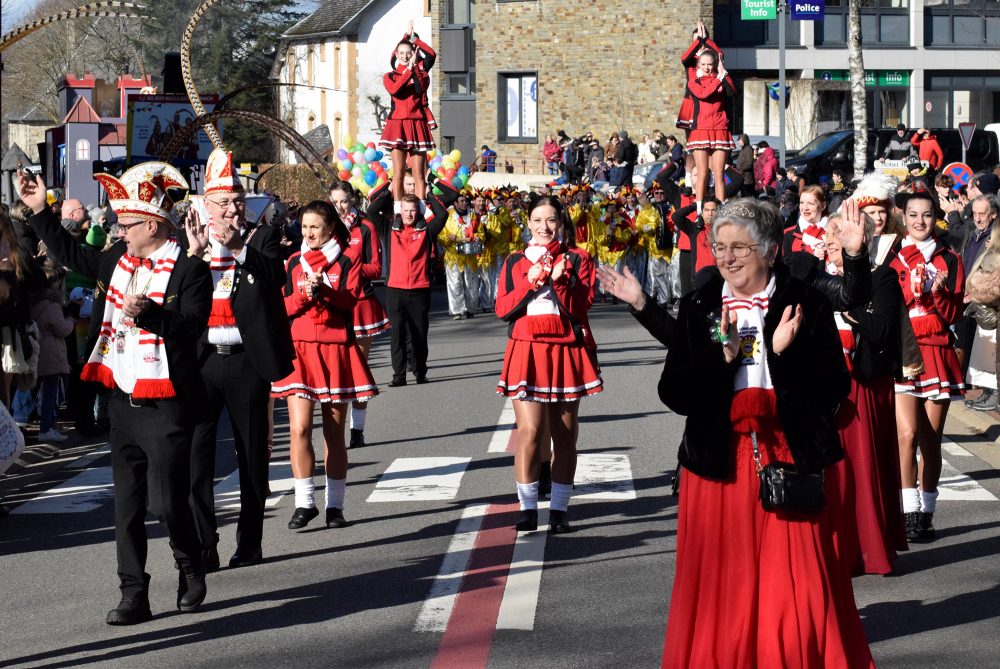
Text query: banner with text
742 0 777 20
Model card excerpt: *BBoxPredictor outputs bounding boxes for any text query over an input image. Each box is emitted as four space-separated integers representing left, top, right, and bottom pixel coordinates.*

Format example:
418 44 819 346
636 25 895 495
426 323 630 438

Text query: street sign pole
779 0 786 168
959 122 976 166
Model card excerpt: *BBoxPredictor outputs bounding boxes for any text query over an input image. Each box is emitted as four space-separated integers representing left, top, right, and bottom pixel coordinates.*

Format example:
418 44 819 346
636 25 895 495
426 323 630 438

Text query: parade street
2 292 999 669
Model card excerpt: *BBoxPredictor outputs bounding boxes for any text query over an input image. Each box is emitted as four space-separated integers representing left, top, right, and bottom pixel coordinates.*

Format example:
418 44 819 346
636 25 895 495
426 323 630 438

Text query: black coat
783 248 872 312
846 264 903 381
198 223 295 382
660 264 850 480
29 208 212 408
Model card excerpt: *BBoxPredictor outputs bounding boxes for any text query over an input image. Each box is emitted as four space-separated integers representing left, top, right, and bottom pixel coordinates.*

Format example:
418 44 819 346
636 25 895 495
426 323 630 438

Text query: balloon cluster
336 135 389 196
428 148 469 193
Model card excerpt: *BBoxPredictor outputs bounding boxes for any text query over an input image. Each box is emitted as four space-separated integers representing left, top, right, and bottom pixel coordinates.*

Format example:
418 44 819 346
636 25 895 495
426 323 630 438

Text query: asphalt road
1 289 999 668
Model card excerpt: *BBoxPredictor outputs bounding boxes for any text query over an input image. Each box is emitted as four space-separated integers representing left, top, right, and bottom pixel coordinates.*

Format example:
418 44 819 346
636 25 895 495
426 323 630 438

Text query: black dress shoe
326 508 348 528
415 375 429 384
203 546 220 573
387 377 407 388
229 547 264 568
106 594 152 626
176 567 207 612
549 510 573 534
288 506 319 530
515 509 538 531
349 428 366 449
904 511 921 542
917 511 937 542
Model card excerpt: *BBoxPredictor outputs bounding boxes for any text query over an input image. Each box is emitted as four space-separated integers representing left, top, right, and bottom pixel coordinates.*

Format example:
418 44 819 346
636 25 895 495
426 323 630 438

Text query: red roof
99 123 128 146
118 76 151 89
63 74 97 88
63 96 102 124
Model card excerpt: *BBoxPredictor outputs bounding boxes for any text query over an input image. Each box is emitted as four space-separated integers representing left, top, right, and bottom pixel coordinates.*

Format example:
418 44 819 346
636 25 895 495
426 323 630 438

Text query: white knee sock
695 200 702 215
516 481 539 511
685 170 693 187
326 477 346 510
350 405 367 431
919 489 939 514
294 477 316 509
550 482 573 512
393 201 402 215
902 487 920 513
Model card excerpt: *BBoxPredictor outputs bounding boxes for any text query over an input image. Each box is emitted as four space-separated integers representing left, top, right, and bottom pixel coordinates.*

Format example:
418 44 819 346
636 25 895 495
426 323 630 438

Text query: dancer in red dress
271 201 378 530
890 189 965 543
380 19 436 205
661 198 874 668
496 195 603 534
330 182 388 450
824 203 908 575
677 21 725 189
684 31 736 210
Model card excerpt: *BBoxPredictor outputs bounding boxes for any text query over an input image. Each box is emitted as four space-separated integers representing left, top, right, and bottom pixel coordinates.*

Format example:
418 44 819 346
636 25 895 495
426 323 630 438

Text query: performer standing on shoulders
379 19 436 208
271 201 378 530
685 36 736 211
330 182 389 449
184 148 294 571
18 166 212 625
496 195 603 534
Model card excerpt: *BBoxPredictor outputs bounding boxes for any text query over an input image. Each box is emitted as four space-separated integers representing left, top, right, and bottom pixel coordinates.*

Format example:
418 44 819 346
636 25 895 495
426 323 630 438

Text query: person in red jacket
686 48 736 210
496 195 603 534
753 141 779 195
890 190 965 544
379 20 436 206
910 128 944 173
677 21 725 187
330 181 388 449
271 200 378 531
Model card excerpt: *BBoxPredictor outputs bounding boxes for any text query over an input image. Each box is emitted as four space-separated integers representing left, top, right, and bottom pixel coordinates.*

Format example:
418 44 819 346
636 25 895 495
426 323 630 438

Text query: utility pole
778 0 787 168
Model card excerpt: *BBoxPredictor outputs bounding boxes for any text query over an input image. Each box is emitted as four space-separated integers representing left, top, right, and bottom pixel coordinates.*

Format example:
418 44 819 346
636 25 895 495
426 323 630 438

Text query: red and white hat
204 148 243 196
94 161 188 224
851 171 898 210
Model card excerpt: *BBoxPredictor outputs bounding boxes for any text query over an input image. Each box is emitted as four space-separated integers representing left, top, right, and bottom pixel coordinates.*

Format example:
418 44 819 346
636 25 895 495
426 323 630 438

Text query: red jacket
910 133 944 170
687 69 735 131
343 214 382 297
388 218 434 289
888 240 964 346
384 35 434 122
754 147 779 192
283 252 357 344
496 246 597 349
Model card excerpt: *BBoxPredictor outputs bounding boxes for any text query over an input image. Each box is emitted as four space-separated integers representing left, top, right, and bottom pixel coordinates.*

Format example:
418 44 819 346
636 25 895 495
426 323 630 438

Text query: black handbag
751 433 826 513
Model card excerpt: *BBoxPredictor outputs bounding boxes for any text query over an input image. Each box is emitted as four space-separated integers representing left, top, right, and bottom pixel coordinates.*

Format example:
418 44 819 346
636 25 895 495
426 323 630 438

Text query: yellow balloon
450 149 462 162
426 149 437 159
342 134 354 148
441 159 455 170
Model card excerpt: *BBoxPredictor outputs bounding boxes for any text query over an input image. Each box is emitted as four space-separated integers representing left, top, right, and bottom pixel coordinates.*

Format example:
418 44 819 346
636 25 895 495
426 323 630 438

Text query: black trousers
110 395 202 598
678 250 693 297
190 350 270 553
956 314 977 378
386 287 430 378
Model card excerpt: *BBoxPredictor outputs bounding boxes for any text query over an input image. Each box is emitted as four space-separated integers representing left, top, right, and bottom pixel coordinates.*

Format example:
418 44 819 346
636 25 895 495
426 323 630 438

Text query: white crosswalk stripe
367 457 472 502
573 454 638 500
487 398 516 453
214 460 295 509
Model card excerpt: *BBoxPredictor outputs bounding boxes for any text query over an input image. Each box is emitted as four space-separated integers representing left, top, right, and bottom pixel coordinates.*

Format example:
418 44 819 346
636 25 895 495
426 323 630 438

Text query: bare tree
848 0 867 179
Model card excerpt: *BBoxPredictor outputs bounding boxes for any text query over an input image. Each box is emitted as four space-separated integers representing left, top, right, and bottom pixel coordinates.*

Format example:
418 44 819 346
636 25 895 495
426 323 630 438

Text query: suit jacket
198 223 295 382
28 209 211 410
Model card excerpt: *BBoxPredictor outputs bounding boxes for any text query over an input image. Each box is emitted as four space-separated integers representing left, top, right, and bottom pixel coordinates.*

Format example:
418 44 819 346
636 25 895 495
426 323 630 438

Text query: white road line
942 437 975 458
938 456 998 501
487 398 516 453
413 504 488 632
215 460 295 510
573 454 637 500
496 503 550 630
12 465 114 514
366 457 472 502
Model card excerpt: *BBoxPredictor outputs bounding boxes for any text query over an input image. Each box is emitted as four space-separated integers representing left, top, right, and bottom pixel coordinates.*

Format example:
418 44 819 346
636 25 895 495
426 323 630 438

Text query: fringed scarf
208 237 238 328
523 240 564 336
723 275 778 433
299 236 343 322
898 237 943 336
82 240 180 399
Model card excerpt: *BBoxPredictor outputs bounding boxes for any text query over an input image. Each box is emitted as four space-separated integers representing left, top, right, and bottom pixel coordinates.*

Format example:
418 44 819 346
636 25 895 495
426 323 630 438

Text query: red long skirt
662 427 875 668
832 374 908 576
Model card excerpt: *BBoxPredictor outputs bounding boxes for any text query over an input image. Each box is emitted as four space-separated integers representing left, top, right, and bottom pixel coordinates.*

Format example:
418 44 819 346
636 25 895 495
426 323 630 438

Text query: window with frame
713 0 800 47
75 139 90 161
497 73 537 143
816 0 910 45
925 0 1000 46
448 0 472 25
446 72 475 97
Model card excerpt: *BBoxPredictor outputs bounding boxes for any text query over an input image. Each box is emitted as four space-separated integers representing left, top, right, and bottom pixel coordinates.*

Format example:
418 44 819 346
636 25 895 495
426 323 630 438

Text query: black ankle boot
349 428 365 449
549 510 573 534
917 511 936 542
176 564 207 612
326 508 347 528
904 511 922 542
515 509 538 531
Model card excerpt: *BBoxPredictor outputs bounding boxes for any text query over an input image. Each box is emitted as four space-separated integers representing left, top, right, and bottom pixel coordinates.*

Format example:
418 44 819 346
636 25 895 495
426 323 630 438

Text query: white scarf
82 239 181 398
524 242 563 335
722 274 776 392
900 236 939 318
299 236 342 288
208 236 237 328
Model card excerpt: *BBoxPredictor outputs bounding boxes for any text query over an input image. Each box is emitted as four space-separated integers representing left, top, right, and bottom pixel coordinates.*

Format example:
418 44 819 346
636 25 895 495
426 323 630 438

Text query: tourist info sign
742 0 777 20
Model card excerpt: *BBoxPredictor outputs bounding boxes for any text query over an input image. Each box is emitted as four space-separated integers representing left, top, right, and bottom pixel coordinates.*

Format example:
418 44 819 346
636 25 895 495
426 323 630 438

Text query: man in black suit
184 149 294 571
18 166 211 625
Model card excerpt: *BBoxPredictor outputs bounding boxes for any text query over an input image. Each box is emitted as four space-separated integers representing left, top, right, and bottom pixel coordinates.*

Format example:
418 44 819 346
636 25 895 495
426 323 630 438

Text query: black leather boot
515 509 538 531
106 593 152 625
176 563 207 612
904 511 922 542
917 511 937 542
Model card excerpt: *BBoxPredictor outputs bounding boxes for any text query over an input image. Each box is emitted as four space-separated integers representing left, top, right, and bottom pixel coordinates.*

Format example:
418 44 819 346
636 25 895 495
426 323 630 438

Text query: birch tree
848 0 867 179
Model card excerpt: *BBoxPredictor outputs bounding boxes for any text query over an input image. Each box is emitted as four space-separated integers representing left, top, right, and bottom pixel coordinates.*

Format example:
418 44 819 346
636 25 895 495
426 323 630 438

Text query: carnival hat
94 161 188 224
851 171 898 210
204 148 243 196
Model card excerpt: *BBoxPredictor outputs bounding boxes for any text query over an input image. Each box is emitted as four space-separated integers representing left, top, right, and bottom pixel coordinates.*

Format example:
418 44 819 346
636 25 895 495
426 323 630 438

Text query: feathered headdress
851 171 898 210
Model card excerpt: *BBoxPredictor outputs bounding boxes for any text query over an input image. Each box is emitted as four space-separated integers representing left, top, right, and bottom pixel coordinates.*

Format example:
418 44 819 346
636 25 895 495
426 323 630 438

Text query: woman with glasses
659 198 874 668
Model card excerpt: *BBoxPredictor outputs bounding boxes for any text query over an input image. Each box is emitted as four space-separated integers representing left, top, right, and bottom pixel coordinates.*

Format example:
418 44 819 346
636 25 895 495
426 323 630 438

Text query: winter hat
85 225 107 248
975 172 1000 195
852 171 899 210
87 206 105 222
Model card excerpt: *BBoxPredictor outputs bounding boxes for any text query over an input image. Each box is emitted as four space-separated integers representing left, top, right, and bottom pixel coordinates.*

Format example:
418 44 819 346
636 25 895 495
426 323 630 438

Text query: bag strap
750 432 763 474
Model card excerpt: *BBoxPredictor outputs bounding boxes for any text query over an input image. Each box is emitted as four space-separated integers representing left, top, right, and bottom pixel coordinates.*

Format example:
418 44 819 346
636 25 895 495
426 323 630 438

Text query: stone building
436 0 713 170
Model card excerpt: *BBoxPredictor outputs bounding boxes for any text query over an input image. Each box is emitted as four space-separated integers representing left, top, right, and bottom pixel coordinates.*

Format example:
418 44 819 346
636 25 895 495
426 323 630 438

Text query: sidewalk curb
950 403 1000 443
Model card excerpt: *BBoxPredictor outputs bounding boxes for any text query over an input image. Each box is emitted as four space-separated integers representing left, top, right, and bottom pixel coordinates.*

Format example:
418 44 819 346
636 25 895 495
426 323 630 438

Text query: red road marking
430 502 519 669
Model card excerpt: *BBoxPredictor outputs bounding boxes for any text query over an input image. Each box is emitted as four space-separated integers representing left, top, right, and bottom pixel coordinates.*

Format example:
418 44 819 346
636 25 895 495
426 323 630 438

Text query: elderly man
957 195 999 405
184 149 294 571
18 165 212 625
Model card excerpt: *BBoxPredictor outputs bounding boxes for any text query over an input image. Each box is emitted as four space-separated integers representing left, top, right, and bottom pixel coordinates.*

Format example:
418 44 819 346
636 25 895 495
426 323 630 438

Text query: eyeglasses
115 220 148 232
206 197 246 209
711 243 759 258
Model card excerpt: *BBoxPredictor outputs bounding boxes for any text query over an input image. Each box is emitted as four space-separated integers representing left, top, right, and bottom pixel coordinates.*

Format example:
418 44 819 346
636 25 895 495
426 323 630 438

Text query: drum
457 240 484 256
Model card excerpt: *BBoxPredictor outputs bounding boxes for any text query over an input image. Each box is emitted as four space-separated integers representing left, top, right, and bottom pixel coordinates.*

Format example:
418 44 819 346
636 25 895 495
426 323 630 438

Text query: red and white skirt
353 295 390 338
686 128 735 152
496 339 603 402
271 340 378 403
894 342 965 400
379 118 435 153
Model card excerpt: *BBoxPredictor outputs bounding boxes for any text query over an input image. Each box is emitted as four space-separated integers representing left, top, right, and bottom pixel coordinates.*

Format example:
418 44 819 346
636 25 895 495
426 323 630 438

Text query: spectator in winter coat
910 128 944 172
883 123 915 161
615 131 640 187
753 142 779 195
30 269 76 442
734 134 755 197
543 135 562 175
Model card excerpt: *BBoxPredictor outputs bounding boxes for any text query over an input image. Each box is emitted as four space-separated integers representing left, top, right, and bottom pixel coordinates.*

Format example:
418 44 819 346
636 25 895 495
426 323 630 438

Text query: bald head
63 199 88 223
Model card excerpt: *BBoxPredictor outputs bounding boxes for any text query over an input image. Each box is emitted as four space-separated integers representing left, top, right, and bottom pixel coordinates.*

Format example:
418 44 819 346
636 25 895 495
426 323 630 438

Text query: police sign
790 0 825 20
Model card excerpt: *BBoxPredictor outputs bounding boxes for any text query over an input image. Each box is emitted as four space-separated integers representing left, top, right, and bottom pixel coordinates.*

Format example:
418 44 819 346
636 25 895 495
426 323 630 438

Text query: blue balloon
343 159 353 171
365 170 377 186
452 176 464 188
375 150 384 160
380 161 389 170
364 148 377 162
458 166 469 176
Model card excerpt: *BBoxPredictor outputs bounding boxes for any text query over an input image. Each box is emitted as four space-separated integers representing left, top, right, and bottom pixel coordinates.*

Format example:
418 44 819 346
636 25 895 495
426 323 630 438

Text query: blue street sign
790 0 825 20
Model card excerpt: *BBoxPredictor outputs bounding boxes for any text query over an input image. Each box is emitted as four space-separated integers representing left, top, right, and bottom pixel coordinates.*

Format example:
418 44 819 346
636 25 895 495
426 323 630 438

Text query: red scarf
523 240 564 336
299 237 343 322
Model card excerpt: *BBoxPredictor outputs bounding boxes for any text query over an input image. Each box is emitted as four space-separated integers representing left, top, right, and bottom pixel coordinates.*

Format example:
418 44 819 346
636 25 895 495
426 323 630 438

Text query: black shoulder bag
751 432 825 514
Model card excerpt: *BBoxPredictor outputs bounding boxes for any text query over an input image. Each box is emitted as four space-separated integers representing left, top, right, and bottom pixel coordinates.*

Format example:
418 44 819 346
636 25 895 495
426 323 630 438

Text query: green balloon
432 185 443 196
